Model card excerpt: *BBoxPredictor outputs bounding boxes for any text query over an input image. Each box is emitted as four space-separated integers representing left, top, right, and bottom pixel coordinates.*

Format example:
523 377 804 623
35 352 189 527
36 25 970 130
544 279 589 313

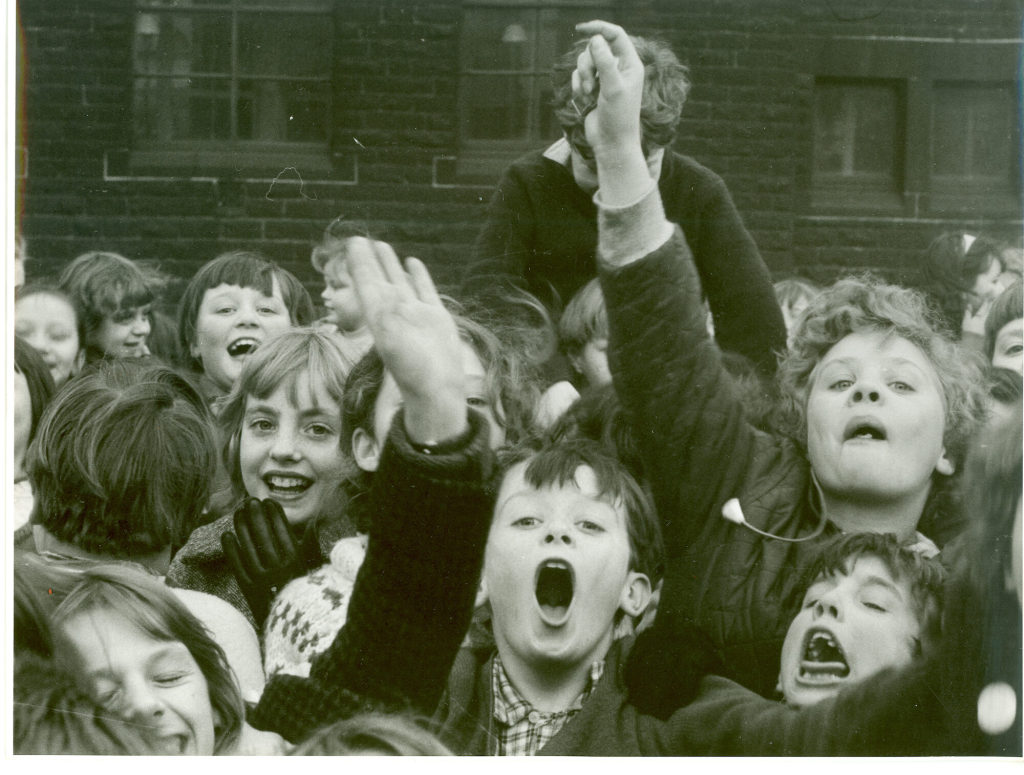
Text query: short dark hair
176 250 314 373
789 533 946 657
27 359 217 557
58 251 155 354
293 713 452 756
498 438 664 583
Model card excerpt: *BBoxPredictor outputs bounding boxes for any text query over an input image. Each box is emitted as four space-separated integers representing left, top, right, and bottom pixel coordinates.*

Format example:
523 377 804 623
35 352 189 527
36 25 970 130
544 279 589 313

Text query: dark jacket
437 630 981 756
465 147 785 379
599 209 837 696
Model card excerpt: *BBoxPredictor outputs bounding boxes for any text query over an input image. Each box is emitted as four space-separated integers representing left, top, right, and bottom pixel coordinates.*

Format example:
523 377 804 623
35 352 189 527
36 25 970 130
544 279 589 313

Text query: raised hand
347 237 468 446
572 21 651 206
573 20 646 160
221 497 321 625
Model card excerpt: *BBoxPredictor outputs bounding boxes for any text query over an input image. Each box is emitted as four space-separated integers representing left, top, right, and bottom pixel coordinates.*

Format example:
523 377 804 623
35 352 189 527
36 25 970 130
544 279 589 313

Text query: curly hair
777 275 988 468
552 34 690 154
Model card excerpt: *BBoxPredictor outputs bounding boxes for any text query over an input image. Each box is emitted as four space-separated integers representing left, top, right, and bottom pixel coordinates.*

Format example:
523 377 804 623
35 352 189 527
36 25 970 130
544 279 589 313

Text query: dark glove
221 498 323 626
623 616 724 720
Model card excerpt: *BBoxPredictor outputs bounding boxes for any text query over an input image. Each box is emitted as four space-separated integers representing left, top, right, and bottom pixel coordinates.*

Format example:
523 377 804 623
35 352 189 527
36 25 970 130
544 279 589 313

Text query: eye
829 379 854 391
467 395 488 409
153 672 187 686
512 516 539 528
1005 343 1023 356
802 597 818 610
217 306 235 315
862 600 888 613
889 381 914 393
248 417 275 433
112 310 133 324
577 519 605 534
306 422 335 438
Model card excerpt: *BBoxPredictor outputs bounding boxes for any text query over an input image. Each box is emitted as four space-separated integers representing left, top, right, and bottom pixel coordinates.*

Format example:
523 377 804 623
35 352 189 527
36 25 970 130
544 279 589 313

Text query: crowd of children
11 20 1023 757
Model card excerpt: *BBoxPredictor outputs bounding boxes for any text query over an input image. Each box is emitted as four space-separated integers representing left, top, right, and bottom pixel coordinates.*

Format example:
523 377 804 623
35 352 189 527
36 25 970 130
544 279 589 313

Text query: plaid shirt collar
491 654 605 755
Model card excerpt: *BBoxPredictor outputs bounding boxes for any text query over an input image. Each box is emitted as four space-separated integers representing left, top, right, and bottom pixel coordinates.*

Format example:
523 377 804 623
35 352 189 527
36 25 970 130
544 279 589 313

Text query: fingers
575 20 631 53
405 257 443 307
221 532 255 589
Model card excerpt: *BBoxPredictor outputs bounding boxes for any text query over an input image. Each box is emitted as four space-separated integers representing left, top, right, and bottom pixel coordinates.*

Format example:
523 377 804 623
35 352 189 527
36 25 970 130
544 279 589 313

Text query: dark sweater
248 410 496 743
464 148 786 378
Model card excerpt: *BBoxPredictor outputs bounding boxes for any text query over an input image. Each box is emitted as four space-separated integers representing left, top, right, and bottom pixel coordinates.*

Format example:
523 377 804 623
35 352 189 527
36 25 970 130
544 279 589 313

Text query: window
811 37 1019 217
131 0 333 175
454 1 611 182
813 79 904 209
931 81 1018 210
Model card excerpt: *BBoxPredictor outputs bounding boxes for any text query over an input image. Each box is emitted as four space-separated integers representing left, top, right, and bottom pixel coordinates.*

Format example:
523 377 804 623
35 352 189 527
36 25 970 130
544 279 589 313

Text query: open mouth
535 559 574 625
153 733 187 755
799 628 850 683
263 473 313 496
227 337 260 358
842 417 887 442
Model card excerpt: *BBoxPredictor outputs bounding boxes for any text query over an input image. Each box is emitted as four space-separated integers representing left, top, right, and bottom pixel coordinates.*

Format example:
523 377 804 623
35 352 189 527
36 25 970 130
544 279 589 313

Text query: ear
474 577 489 609
189 340 201 359
566 350 584 376
618 571 652 619
934 447 955 477
351 427 381 473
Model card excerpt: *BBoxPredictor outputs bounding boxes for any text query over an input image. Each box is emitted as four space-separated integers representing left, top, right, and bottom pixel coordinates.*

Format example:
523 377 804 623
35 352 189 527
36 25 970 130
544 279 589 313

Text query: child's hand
348 237 468 445
573 21 645 161
962 297 992 338
221 497 322 625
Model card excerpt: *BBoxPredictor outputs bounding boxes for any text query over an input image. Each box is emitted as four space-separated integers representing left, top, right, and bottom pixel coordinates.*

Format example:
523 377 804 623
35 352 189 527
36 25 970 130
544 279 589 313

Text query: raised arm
577 21 758 552
250 241 495 743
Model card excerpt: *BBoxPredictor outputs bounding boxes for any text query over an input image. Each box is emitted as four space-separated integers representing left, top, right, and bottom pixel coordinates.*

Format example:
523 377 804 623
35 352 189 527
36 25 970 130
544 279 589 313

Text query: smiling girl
177 251 314 409
58 251 157 363
167 328 357 629
15 284 85 388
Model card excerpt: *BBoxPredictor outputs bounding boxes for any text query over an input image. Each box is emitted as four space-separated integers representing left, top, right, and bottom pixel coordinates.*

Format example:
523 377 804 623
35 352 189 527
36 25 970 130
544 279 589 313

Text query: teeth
266 475 310 490
228 338 259 357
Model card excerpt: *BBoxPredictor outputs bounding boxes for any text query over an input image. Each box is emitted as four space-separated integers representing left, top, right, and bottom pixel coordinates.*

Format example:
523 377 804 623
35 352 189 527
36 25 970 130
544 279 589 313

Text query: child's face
483 462 647 672
191 281 292 393
13 367 30 480
15 292 82 387
354 342 505 472
57 607 217 755
778 555 921 708
569 337 611 388
93 305 152 359
972 258 1006 304
321 258 365 333
239 370 347 525
806 331 952 506
991 317 1023 376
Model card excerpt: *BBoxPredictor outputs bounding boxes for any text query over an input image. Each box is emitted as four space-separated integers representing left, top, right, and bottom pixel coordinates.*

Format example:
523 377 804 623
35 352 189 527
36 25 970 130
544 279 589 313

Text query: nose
812 594 843 622
132 312 151 336
236 302 259 328
849 379 881 405
122 678 165 723
321 286 331 300
270 429 300 461
543 524 573 547
28 332 50 354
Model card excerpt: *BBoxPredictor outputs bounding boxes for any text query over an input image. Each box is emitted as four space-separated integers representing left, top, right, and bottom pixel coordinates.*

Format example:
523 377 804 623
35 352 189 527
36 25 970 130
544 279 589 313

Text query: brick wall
17 0 1022 308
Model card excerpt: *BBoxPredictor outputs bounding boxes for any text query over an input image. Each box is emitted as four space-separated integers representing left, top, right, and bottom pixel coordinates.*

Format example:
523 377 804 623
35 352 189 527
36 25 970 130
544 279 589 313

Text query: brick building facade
16 0 1023 308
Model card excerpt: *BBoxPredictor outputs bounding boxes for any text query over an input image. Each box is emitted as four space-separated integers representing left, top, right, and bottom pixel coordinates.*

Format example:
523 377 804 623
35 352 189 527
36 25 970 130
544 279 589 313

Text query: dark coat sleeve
249 410 495 743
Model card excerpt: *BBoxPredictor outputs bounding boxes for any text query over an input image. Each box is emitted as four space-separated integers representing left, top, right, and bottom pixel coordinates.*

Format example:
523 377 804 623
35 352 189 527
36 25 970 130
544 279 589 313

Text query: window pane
932 83 1016 181
463 75 531 140
238 13 331 78
134 75 230 141
238 78 328 142
134 12 231 75
463 8 537 71
814 81 898 179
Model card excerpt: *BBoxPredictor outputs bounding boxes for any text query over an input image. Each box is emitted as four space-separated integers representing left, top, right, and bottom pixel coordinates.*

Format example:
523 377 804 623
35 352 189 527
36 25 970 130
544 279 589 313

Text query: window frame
810 36 1020 217
453 0 612 184
129 0 335 177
